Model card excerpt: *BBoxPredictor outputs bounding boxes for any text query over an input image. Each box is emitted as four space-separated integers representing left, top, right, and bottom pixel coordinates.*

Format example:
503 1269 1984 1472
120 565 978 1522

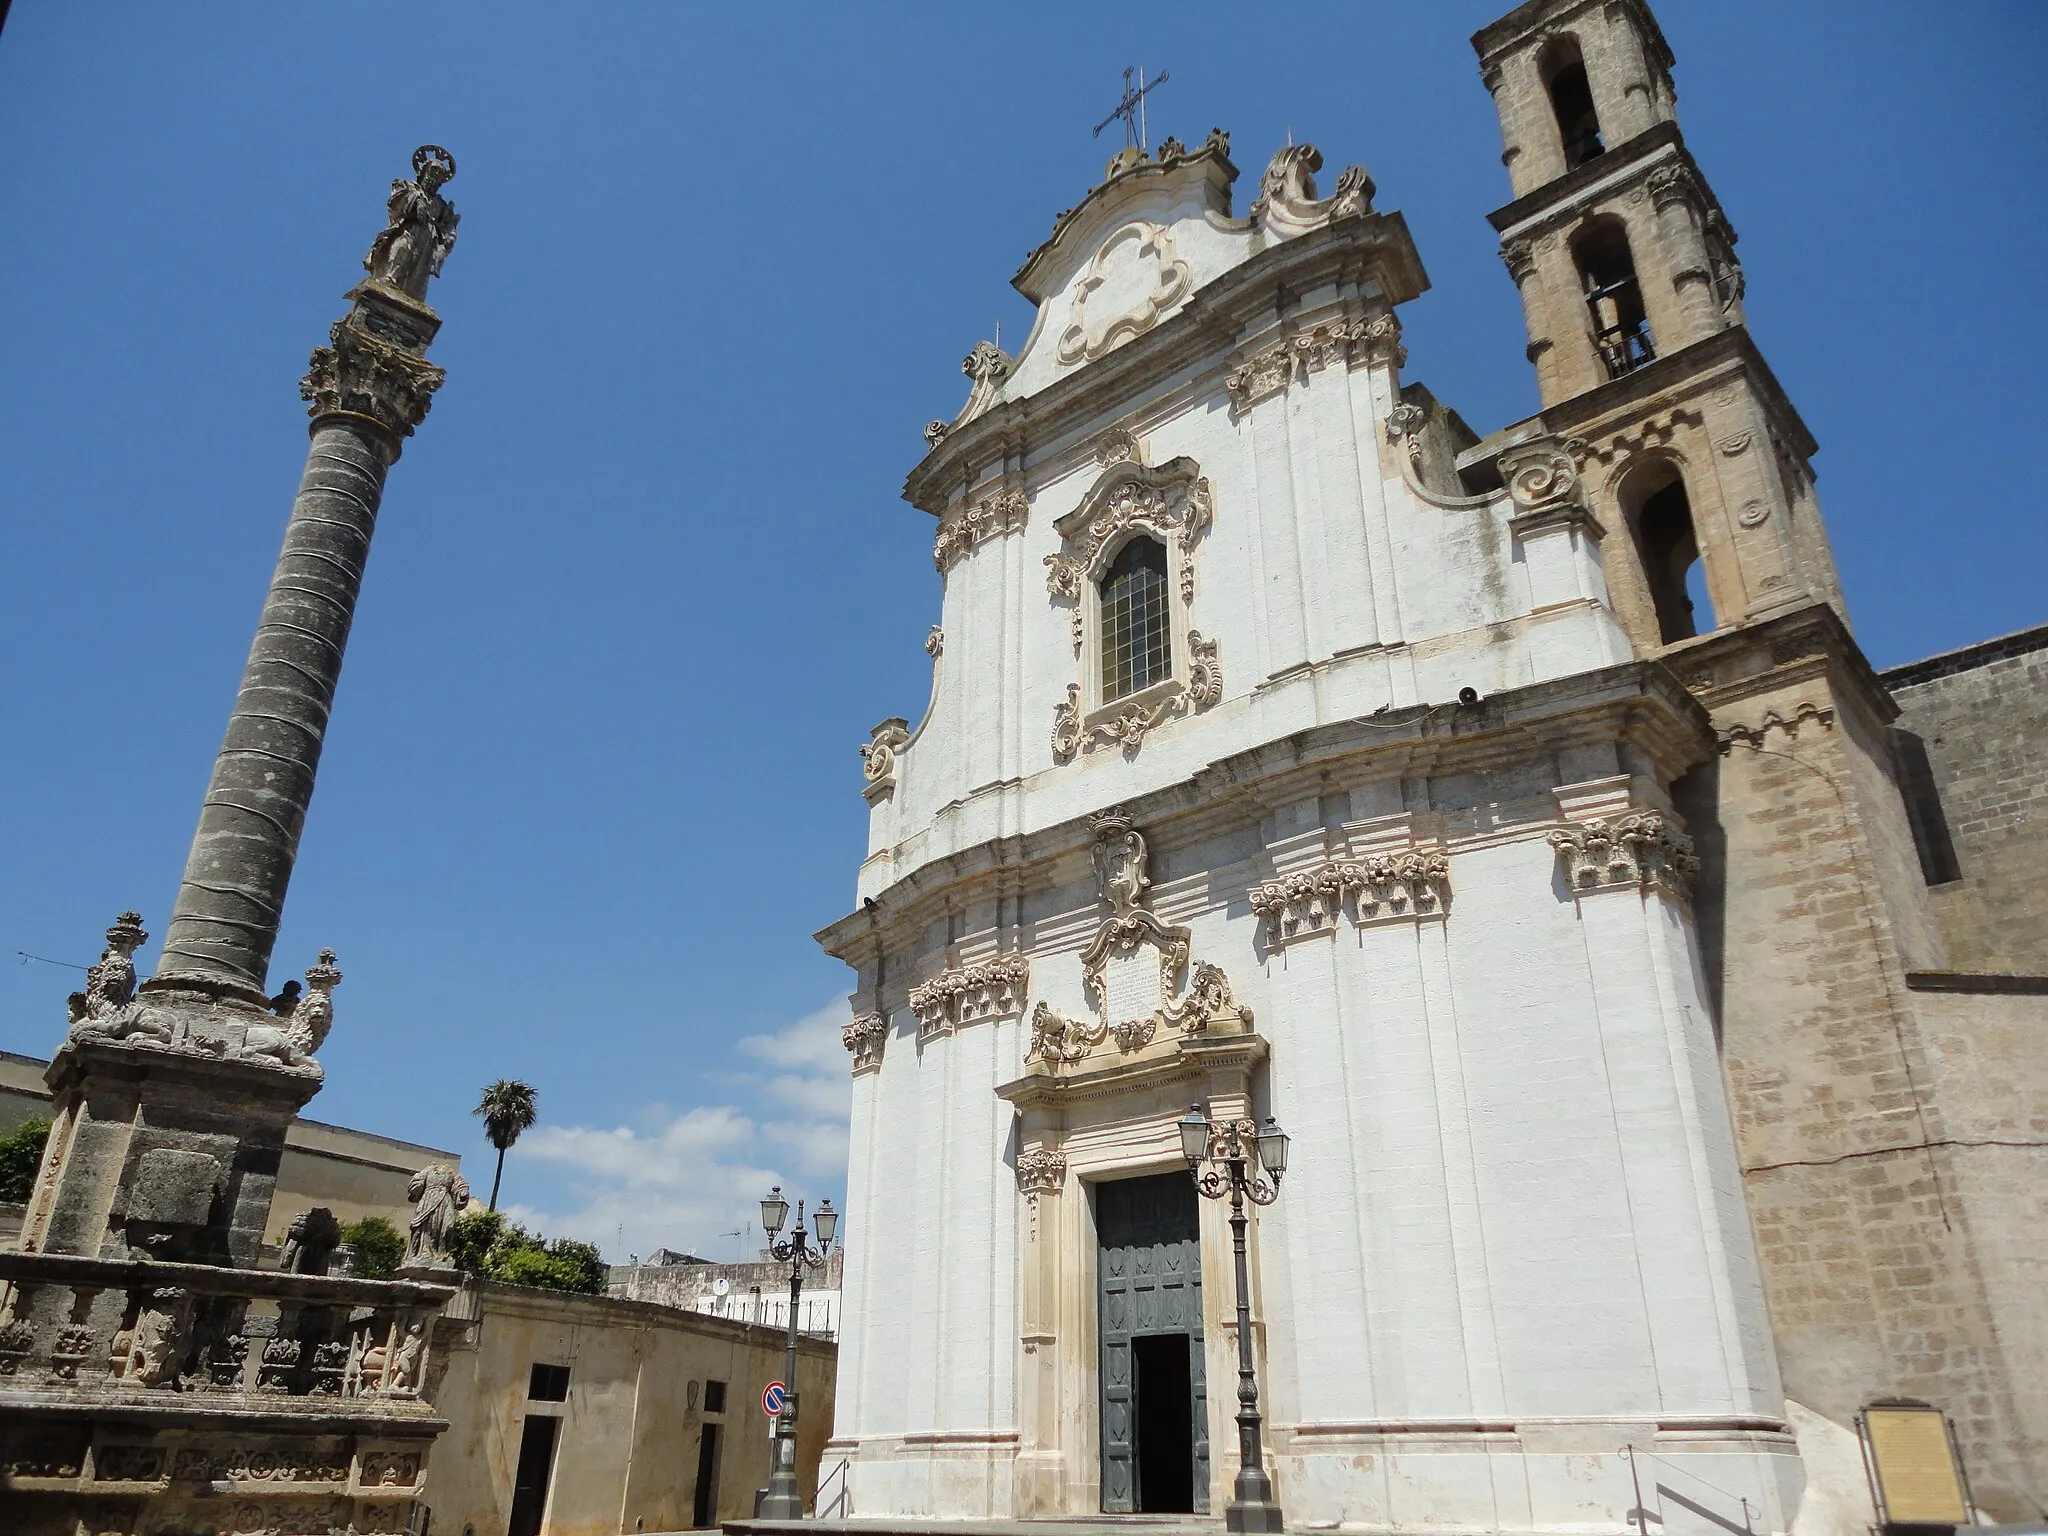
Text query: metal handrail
815 1456 852 1518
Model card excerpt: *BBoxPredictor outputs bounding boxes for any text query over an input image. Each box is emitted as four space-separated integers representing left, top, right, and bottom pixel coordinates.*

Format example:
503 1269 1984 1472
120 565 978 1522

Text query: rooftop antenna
1094 65 1170 151
721 1225 747 1261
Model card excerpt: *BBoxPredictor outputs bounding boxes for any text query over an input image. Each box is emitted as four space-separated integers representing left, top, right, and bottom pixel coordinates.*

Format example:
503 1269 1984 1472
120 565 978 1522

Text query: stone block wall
1883 624 2048 974
1678 610 2046 1520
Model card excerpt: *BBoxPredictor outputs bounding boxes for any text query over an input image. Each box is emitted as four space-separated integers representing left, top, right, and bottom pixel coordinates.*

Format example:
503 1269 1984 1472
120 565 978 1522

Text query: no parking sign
762 1380 787 1417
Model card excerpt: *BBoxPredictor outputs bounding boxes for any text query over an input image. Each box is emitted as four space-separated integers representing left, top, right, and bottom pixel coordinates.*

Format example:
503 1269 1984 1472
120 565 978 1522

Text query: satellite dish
713 1277 730 1296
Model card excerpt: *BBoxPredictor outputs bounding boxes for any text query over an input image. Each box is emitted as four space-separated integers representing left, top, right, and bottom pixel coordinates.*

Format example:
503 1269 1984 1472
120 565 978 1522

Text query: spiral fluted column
152 163 454 1000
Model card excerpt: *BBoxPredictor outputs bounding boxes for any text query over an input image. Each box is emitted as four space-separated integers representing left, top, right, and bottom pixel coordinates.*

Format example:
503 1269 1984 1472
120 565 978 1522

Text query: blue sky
2 2 2043 1261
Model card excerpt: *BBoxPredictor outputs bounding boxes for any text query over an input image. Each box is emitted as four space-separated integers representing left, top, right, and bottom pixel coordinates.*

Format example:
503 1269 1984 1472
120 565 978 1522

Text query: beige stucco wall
427 1281 837 1536
266 1115 459 1248
0 1050 51 1133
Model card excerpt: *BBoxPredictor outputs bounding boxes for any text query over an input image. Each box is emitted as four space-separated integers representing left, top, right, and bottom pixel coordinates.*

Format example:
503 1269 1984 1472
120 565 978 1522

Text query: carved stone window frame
1046 455 1221 761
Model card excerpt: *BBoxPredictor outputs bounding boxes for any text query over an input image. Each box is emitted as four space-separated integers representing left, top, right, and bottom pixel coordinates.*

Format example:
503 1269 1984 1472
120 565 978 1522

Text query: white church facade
818 2 2042 1530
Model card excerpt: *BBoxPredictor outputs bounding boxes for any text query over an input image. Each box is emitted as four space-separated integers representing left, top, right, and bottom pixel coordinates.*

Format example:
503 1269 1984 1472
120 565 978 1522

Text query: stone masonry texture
1883 624 2048 975
1678 614 2046 1520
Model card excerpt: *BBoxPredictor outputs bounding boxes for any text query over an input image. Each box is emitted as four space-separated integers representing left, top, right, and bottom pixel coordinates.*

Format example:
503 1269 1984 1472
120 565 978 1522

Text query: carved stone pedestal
22 1026 323 1269
0 1251 457 1536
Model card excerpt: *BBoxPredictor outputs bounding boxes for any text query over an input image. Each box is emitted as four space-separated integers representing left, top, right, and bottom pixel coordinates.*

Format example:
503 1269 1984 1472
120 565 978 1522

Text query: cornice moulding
1486 125 1723 242
1670 603 1900 736
815 660 1715 958
1011 133 1240 302
1470 0 1675 70
1538 327 1818 462
996 1032 1269 1113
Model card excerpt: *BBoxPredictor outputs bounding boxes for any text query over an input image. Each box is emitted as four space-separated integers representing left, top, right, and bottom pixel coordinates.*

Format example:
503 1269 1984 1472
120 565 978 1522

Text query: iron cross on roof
1094 65 1170 150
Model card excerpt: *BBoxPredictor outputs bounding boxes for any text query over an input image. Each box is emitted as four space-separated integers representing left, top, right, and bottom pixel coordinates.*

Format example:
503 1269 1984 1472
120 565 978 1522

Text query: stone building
0 1048 460 1257
1882 623 2048 975
818 2 2045 1531
425 1279 836 1536
610 1248 845 1341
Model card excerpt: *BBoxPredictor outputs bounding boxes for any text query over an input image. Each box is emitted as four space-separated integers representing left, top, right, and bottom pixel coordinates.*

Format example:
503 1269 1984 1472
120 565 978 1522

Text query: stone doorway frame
999 1029 1270 1518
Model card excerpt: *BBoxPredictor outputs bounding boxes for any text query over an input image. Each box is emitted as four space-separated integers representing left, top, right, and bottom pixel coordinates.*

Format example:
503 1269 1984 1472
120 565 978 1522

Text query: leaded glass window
1100 537 1172 703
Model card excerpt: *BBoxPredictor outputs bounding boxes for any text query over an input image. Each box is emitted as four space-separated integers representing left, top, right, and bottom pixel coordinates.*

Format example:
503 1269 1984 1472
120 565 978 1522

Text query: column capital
300 284 447 448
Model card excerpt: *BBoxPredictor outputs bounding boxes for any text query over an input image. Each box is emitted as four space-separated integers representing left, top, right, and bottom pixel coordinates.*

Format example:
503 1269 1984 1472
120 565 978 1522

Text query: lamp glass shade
760 1186 790 1236
1256 1117 1290 1177
1178 1104 1210 1166
813 1199 838 1249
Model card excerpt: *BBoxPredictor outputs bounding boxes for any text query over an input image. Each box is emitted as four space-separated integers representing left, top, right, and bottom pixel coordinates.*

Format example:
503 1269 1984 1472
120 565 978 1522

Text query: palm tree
474 1079 539 1211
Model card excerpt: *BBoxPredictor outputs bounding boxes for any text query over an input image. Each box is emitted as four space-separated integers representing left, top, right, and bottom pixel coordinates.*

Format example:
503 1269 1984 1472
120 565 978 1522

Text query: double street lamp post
757 1185 837 1520
1180 1103 1290 1534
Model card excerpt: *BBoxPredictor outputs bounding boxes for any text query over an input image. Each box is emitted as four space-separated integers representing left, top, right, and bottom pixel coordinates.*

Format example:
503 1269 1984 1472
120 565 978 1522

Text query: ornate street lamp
1182 1103 1289 1533
758 1186 836 1519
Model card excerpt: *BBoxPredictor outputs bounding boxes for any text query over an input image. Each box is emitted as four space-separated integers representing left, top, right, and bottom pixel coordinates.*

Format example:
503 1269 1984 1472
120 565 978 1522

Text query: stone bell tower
1475 0 1845 653
1475 5 2048 1518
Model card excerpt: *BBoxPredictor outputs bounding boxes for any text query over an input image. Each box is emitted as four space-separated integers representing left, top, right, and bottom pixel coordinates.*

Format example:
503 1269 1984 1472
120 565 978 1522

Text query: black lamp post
758 1185 836 1520
1181 1103 1290 1533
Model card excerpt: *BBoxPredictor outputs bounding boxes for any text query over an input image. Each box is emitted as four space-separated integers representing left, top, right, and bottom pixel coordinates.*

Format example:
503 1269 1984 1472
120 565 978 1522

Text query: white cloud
510 998 853 1260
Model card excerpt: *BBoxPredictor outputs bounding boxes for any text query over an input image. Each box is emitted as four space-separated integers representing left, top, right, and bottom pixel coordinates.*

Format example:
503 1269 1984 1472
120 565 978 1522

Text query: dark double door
1097 1171 1209 1514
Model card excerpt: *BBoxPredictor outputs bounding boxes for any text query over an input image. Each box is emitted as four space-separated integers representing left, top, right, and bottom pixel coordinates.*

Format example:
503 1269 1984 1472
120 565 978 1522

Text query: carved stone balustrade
0 1250 456 1536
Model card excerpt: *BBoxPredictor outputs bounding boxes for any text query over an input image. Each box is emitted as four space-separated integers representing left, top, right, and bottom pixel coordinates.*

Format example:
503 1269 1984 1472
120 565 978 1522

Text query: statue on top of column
365 145 459 303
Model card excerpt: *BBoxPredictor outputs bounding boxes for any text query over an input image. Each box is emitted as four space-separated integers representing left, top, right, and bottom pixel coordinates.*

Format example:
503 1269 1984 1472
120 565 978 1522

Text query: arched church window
1100 537 1172 702
1573 219 1655 379
1543 40 1605 170
1624 465 1711 644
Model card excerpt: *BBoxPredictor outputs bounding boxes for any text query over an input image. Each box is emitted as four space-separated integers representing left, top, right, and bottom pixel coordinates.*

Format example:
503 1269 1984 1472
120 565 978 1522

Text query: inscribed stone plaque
128 1148 222 1225
1864 1405 1969 1525
1101 949 1160 1031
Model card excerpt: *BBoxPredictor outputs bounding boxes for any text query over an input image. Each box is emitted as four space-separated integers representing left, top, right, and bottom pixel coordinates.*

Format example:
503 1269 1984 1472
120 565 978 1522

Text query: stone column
27 148 459 1267
1645 165 1724 351
154 274 449 1001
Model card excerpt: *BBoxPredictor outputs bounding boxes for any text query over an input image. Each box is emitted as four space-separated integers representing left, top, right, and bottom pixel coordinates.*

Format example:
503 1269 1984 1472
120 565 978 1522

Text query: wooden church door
1097 1171 1209 1513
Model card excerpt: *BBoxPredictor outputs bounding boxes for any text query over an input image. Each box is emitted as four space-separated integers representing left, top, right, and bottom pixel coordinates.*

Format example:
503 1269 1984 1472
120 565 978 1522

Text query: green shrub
0 1118 51 1204
446 1209 608 1294
448 1208 507 1274
341 1216 404 1279
488 1243 563 1289
541 1238 609 1295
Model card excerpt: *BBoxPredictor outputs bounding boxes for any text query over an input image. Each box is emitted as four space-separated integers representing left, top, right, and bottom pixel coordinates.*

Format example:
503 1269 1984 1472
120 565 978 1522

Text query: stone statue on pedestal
65 911 147 1028
365 145 459 302
405 1163 471 1268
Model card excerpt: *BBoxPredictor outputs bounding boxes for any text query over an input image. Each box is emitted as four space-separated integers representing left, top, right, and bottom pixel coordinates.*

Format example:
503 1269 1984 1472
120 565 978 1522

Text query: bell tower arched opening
1542 38 1605 170
1622 461 1711 645
1572 217 1654 380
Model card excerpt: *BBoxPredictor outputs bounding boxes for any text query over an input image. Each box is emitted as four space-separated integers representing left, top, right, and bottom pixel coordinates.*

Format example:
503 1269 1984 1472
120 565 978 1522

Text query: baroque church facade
820 2 2046 1531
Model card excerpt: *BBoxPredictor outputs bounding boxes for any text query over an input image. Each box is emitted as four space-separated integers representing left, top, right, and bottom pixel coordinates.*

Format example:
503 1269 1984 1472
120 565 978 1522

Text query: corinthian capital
300 305 447 442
